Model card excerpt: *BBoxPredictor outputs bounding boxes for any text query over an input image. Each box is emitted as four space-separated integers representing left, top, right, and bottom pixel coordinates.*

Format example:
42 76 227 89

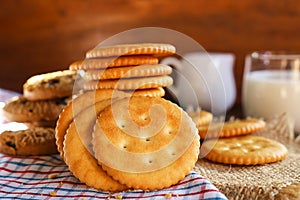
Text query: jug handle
160 57 182 96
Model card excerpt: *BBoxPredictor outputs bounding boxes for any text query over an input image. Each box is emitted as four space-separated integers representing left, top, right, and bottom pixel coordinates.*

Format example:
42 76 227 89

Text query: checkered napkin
0 88 227 199
0 154 227 200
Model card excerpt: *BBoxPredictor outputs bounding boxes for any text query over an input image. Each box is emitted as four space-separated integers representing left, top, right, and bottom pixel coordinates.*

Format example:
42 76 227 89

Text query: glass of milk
242 51 300 133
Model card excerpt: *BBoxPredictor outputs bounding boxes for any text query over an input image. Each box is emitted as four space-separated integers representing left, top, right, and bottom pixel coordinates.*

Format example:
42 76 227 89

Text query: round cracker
82 88 165 97
86 43 176 58
69 56 159 70
83 64 172 80
64 115 126 191
92 96 199 190
83 75 173 91
188 110 213 127
201 135 288 165
198 118 266 139
123 87 165 97
55 89 160 159
101 136 199 191
55 89 129 159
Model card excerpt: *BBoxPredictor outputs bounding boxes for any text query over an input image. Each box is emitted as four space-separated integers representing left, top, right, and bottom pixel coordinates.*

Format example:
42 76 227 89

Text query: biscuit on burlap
86 43 176 58
198 118 266 139
188 110 213 127
83 64 172 80
69 56 159 70
63 100 126 191
23 70 77 100
194 114 299 199
92 96 199 190
0 127 57 156
201 135 288 165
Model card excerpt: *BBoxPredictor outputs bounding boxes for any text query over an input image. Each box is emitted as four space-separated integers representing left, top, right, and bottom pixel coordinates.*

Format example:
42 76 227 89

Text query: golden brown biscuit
93 96 199 190
83 75 173 91
23 70 77 101
86 43 176 58
69 56 159 71
198 118 266 139
201 135 288 165
63 100 126 191
83 64 172 80
122 87 165 97
55 89 156 159
188 110 213 127
55 89 128 159
0 127 57 156
2 96 70 123
24 120 57 128
90 88 165 97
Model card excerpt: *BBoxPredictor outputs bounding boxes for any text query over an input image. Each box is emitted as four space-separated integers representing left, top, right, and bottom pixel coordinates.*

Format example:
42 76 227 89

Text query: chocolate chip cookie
23 70 77 100
0 127 57 155
2 96 70 123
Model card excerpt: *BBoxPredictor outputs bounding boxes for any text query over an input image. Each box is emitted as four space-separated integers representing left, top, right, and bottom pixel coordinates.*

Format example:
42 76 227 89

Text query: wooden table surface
1 0 300 107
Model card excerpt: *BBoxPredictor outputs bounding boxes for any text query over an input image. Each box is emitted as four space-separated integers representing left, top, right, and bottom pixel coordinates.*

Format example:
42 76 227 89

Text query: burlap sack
194 113 300 200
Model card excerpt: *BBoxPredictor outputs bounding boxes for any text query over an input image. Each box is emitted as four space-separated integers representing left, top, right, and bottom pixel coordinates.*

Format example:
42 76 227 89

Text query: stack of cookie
69 43 175 97
0 70 77 155
2 70 76 128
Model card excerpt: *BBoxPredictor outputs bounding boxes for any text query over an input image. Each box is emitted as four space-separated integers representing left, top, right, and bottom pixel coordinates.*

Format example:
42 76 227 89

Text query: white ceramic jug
161 52 236 115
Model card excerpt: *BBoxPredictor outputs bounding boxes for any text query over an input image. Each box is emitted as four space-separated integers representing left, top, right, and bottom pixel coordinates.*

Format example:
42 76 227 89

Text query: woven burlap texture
194 113 300 200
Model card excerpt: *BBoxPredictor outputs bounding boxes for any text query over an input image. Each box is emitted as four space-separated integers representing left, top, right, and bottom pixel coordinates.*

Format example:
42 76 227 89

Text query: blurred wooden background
1 0 300 104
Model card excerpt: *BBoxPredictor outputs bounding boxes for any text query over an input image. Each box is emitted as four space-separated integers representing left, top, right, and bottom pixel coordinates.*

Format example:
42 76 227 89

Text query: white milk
242 70 300 133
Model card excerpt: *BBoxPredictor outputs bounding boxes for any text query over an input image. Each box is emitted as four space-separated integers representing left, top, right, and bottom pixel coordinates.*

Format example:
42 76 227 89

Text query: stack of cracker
0 70 77 155
69 43 175 96
56 91 200 191
56 43 201 191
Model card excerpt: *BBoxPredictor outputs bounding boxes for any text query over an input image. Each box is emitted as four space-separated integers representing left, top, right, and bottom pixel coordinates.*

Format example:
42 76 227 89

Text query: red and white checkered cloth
0 88 227 199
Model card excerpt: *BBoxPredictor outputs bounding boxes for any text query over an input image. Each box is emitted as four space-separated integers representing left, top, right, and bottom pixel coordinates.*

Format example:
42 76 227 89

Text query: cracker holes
142 116 148 121
166 128 174 135
246 139 254 144
121 143 128 150
145 138 151 142
222 147 230 151
118 122 126 129
248 145 261 152
242 148 249 153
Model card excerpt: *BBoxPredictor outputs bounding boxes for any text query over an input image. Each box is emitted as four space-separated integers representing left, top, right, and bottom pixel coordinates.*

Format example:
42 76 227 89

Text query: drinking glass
242 51 300 133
